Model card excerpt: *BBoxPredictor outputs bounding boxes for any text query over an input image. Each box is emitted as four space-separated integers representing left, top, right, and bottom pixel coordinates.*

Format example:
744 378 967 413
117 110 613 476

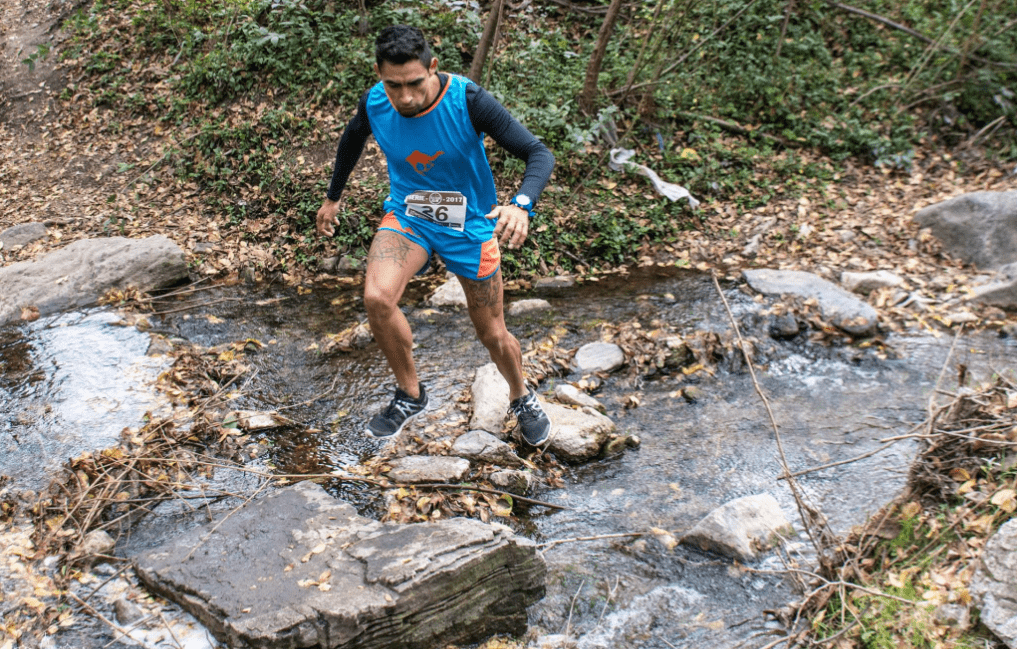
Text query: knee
476 323 515 352
363 284 399 318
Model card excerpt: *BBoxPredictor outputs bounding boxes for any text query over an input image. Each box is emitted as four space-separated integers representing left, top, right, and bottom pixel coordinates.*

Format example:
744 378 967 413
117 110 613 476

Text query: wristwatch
510 194 533 216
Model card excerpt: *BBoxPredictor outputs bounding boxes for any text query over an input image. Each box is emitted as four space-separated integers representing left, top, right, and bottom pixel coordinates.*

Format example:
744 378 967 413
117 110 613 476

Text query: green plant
21 43 51 71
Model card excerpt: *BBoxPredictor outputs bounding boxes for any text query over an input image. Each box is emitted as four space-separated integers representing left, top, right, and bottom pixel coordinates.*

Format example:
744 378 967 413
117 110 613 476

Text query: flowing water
2 268 1015 648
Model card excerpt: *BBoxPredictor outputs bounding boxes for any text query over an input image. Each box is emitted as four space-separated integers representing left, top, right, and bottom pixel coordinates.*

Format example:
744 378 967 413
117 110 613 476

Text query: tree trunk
579 0 624 113
469 0 506 83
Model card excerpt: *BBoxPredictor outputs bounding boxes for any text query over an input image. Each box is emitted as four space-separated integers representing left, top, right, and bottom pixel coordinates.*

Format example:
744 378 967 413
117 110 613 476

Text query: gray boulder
743 269 879 336
387 456 471 484
489 470 534 495
428 275 468 308
507 298 551 317
0 222 47 248
452 430 522 467
914 190 1017 270
543 401 617 462
680 494 792 562
969 262 1017 310
0 235 187 325
573 342 625 374
534 275 576 290
971 518 1017 648
470 363 511 436
134 482 545 649
841 270 904 294
554 383 605 412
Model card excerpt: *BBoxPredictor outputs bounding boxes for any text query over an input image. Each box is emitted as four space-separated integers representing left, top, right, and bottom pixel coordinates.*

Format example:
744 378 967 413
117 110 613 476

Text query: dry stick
965 114 1007 148
147 297 240 317
277 371 342 411
712 274 831 558
183 479 272 561
158 612 185 649
101 615 155 649
539 531 648 551
67 592 162 649
563 578 586 641
81 563 132 603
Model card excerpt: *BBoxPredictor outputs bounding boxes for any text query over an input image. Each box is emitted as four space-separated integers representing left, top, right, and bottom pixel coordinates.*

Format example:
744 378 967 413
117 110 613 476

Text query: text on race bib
404 190 467 232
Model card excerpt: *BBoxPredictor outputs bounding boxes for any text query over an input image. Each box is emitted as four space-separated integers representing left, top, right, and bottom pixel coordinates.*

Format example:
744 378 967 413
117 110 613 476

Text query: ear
428 57 439 74
374 62 382 78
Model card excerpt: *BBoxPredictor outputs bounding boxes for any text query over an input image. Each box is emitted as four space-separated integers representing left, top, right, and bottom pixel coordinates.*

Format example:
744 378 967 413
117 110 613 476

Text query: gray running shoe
509 388 551 446
367 383 428 438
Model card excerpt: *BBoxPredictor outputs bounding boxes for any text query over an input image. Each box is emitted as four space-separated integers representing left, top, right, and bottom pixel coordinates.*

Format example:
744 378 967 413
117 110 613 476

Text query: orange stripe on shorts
478 237 501 279
380 211 417 237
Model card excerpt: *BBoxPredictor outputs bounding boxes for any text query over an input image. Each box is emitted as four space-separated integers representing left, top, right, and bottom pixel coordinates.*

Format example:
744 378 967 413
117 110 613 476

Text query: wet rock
387 456 471 484
743 269 879 337
0 235 187 326
0 222 47 248
134 482 545 649
554 383 605 412
79 530 116 557
680 386 705 403
470 363 511 437
681 493 792 562
914 190 1017 270
971 518 1017 648
489 470 533 495
428 275 468 308
452 430 522 467
969 262 1017 310
507 298 551 317
841 270 904 294
113 597 144 625
768 314 801 340
573 342 625 374
534 275 576 289
543 401 617 462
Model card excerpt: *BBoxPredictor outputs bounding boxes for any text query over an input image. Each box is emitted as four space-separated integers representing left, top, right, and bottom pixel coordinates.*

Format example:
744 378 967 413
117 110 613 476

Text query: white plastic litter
608 148 700 208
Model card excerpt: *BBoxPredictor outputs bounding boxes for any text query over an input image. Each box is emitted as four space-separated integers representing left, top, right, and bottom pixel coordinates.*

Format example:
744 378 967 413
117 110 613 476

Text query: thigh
366 230 430 300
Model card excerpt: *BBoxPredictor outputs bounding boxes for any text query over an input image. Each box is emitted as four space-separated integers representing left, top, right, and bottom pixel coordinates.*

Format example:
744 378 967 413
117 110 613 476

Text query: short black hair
375 25 433 68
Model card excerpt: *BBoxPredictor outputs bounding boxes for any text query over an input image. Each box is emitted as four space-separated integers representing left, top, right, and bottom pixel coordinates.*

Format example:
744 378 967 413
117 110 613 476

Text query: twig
277 371 342 411
67 592 162 649
539 531 648 550
713 274 833 560
81 563 132 603
183 479 272 561
147 297 241 316
158 611 184 649
563 578 586 640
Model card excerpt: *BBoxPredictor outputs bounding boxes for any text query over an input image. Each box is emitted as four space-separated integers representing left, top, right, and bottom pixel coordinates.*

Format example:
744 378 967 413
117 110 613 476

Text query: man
316 25 555 445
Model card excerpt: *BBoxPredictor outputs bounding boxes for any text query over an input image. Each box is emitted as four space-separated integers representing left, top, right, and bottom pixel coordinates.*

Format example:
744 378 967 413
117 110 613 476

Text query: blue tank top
366 74 498 242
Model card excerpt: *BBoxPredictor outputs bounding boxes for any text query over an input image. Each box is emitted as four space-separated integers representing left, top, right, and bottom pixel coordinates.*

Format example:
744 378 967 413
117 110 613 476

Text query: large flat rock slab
134 482 545 649
0 235 187 325
743 269 879 336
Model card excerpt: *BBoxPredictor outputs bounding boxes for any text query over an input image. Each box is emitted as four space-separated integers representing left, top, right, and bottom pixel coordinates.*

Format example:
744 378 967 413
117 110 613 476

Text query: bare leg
458 269 528 401
364 231 430 399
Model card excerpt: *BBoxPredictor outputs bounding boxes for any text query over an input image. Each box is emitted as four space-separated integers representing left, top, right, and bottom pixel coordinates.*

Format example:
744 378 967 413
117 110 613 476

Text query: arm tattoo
368 233 414 267
462 273 503 310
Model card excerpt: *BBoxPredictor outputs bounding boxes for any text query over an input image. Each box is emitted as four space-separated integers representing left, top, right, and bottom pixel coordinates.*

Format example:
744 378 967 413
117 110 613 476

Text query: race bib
404 190 467 232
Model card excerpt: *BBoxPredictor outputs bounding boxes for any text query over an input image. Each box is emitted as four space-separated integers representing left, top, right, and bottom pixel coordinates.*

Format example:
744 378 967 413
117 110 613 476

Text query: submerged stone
134 482 546 649
681 493 792 562
743 269 879 336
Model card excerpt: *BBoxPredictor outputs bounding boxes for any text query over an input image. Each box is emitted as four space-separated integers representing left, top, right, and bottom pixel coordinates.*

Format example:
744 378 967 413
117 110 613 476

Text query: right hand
316 199 341 237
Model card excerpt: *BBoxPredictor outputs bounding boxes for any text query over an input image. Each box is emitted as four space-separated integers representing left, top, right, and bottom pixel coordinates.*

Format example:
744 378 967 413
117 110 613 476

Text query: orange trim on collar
412 72 451 118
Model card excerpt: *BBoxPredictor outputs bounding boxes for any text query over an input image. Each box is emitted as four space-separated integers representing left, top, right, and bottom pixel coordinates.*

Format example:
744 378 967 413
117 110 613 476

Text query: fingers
316 203 339 237
488 205 530 250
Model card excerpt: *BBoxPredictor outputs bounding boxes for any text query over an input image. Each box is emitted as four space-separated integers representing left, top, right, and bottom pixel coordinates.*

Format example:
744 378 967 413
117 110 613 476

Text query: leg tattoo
462 273 503 310
368 233 414 268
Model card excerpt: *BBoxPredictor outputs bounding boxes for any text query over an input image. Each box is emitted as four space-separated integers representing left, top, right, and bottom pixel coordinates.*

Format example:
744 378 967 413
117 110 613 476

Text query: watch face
515 194 531 207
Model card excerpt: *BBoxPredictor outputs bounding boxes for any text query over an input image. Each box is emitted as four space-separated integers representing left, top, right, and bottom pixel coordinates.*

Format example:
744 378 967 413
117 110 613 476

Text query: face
375 58 440 117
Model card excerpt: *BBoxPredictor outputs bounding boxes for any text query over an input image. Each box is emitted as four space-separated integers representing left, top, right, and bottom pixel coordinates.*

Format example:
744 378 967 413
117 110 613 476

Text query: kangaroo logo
405 150 444 175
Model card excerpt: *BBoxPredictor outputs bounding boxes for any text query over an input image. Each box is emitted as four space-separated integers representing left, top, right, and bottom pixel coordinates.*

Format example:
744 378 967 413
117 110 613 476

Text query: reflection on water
0 311 167 492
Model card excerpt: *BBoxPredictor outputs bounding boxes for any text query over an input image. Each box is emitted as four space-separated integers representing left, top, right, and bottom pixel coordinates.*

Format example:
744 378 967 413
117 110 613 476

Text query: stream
2 267 1015 649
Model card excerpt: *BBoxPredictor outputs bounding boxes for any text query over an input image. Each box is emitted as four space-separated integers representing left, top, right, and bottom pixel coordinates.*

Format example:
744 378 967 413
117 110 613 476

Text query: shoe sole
364 398 429 439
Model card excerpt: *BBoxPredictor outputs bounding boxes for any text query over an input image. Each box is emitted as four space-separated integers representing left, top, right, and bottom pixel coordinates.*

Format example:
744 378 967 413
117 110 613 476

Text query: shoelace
385 396 420 421
511 394 540 419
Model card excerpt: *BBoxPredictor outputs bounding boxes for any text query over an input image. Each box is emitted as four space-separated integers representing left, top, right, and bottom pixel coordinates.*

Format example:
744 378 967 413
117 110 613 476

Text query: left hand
486 204 530 250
